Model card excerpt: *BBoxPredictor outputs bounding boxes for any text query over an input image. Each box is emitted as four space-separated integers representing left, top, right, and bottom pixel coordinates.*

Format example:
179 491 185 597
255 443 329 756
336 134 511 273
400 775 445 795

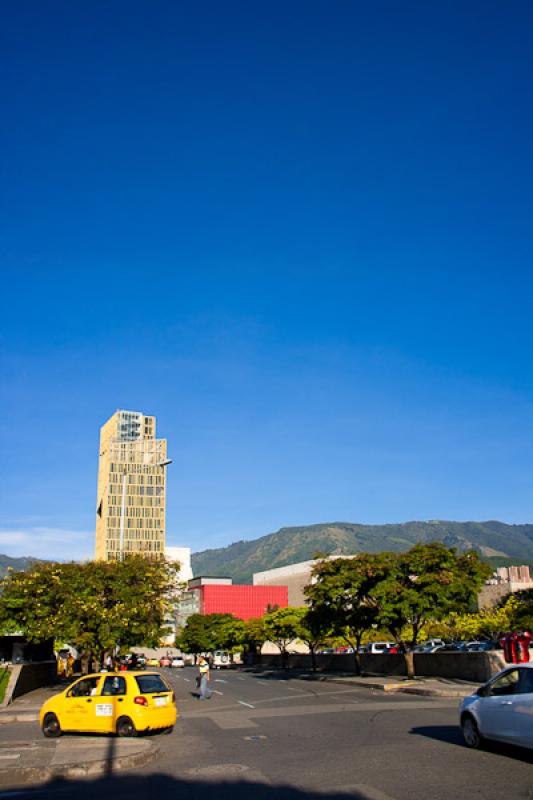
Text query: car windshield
135 674 169 694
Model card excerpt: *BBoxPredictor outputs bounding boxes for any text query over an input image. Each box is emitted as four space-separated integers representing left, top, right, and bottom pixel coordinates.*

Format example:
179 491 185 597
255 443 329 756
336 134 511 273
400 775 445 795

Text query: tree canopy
0 556 180 661
306 544 491 676
178 613 243 654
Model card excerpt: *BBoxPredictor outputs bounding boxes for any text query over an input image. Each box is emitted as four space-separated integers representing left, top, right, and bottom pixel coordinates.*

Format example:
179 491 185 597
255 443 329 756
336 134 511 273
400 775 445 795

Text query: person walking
66 653 75 678
197 656 211 700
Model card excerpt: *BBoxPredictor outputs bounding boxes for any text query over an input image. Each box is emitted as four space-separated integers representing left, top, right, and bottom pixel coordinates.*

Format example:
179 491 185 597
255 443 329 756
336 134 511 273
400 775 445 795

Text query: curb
397 686 471 698
302 674 472 698
0 712 39 724
0 741 159 788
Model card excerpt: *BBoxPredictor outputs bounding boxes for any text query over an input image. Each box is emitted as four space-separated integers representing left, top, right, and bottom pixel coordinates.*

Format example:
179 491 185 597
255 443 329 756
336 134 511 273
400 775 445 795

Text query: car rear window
135 674 169 694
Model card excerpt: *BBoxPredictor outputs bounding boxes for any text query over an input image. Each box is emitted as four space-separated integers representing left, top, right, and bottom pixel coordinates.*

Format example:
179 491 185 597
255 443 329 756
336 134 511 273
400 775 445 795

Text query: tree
178 613 240 655
264 607 302 667
451 595 521 641
216 615 245 652
305 554 389 674
373 544 491 677
292 607 328 672
241 617 268 655
0 556 180 666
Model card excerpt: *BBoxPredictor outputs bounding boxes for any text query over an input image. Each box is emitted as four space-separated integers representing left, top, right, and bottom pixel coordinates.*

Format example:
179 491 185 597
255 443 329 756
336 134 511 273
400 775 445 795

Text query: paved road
1 668 532 800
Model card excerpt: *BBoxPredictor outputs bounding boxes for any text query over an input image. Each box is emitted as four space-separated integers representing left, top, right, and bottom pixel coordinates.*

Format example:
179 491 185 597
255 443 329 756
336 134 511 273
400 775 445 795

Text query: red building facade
199 584 288 620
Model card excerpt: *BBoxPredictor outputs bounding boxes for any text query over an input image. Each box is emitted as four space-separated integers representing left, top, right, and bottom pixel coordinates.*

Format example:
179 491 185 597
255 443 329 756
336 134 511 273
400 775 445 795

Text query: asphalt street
0 668 532 800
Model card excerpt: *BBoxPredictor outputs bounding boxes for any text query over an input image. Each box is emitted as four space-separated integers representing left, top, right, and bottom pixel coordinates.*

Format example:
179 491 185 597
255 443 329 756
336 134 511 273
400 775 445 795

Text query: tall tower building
95 410 170 561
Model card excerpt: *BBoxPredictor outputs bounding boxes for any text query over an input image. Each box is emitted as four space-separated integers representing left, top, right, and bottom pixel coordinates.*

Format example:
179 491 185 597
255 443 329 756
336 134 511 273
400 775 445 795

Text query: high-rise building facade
95 410 169 561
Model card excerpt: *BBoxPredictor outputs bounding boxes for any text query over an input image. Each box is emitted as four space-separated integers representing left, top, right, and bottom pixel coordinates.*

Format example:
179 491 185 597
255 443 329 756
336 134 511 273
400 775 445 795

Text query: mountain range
0 554 39 580
190 520 533 584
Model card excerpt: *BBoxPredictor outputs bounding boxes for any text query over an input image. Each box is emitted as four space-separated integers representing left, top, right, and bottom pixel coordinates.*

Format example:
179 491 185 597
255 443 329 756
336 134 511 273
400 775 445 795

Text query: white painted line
238 700 255 709
0 755 20 760
214 679 227 683
237 677 246 681
183 677 191 682
212 689 224 695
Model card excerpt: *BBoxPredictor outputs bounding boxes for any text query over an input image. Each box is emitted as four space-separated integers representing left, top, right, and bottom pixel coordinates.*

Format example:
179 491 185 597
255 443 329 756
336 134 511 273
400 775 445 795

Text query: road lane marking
237 677 246 681
212 690 224 695
183 677 191 682
214 679 227 683
338 785 396 800
238 700 255 708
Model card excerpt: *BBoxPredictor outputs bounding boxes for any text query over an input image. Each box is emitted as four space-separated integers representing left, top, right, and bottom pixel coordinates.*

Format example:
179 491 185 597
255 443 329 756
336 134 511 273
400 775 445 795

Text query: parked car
159 657 172 668
171 656 185 668
465 641 501 652
40 672 177 738
460 663 533 750
365 642 395 654
434 642 468 652
213 650 232 668
146 658 160 667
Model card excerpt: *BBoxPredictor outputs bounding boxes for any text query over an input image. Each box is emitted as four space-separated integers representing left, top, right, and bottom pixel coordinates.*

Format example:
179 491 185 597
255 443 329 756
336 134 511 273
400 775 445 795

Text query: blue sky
1 1 532 560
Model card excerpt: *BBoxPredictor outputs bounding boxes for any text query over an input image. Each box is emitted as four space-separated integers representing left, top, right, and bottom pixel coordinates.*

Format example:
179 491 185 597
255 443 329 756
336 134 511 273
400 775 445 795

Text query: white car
171 656 185 668
460 663 533 750
365 641 395 654
213 650 232 668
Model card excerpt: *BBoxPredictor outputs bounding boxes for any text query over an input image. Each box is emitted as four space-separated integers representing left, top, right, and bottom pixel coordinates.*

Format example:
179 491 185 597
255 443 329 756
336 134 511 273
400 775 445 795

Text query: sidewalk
0 687 159 787
299 672 479 697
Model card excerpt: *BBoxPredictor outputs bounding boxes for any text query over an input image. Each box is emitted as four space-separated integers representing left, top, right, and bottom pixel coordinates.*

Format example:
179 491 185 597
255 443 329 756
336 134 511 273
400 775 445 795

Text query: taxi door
94 675 128 733
61 676 103 731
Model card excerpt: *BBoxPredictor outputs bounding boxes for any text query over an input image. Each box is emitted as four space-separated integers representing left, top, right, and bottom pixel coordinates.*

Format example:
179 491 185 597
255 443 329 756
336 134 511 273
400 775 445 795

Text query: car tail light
134 696 148 706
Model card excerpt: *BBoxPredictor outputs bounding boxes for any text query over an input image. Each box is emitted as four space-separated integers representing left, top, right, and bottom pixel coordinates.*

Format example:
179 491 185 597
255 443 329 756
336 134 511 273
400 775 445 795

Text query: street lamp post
118 457 173 561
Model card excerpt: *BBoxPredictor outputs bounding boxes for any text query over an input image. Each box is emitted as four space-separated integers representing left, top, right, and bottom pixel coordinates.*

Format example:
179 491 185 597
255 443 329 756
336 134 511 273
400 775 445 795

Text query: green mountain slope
190 521 533 584
0 555 39 580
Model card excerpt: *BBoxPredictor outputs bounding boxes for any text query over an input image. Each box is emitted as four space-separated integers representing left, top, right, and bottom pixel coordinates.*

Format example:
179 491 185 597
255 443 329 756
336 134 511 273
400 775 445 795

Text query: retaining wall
3 661 57 705
254 651 507 683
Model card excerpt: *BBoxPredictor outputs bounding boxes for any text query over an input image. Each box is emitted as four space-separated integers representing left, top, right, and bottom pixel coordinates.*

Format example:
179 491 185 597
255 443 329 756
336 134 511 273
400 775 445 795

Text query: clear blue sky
1 1 532 560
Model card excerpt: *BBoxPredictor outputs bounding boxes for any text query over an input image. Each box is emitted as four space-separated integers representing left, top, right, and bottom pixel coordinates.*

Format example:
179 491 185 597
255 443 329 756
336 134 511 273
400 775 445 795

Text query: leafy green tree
216 615 245 652
450 596 518 641
373 544 491 676
305 554 389 673
509 589 533 631
292 607 328 672
241 617 268 655
264 606 302 666
0 556 180 667
178 613 242 654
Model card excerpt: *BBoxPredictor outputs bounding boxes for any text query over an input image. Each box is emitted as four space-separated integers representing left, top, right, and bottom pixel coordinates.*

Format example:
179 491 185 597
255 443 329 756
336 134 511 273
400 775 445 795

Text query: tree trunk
404 650 415 679
80 651 90 675
310 646 316 672
353 649 361 675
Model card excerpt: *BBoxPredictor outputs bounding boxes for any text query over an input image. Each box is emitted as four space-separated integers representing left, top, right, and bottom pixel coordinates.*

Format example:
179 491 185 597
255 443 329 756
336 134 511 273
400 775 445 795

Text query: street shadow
7 771 386 800
410 726 533 763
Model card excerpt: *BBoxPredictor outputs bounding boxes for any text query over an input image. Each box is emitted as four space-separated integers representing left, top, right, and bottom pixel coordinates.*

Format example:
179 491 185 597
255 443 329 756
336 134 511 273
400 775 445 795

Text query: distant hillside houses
478 565 533 608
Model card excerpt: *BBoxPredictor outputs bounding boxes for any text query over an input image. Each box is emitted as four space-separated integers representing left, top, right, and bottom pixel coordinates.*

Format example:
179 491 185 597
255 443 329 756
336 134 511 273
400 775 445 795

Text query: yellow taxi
39 672 177 738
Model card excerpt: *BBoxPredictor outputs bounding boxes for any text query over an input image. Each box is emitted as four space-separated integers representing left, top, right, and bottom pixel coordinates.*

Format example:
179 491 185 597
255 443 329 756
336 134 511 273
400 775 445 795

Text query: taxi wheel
42 713 62 738
162 726 174 735
116 716 137 737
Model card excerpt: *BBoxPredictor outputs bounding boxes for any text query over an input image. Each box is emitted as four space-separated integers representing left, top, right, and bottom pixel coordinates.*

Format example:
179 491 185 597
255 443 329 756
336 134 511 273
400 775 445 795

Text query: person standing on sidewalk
197 656 211 700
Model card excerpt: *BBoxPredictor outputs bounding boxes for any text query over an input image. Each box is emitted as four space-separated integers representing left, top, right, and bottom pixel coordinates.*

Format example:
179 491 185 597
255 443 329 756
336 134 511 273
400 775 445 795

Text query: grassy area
0 668 11 705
